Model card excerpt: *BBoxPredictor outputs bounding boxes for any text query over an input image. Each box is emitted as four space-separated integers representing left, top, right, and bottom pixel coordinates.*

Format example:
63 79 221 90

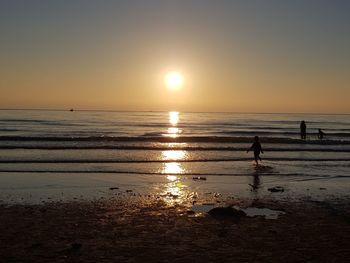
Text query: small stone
192 176 207 181
268 186 284 193
109 187 119 190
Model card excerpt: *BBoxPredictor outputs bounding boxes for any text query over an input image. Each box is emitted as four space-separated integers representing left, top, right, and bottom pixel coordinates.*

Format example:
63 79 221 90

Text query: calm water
0 110 349 203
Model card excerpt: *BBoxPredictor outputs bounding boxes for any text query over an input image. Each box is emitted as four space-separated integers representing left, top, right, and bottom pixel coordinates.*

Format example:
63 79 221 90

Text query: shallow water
241 207 286 219
0 110 349 204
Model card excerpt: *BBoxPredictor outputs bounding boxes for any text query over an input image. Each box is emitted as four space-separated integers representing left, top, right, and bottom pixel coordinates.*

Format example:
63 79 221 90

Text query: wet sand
1 196 349 262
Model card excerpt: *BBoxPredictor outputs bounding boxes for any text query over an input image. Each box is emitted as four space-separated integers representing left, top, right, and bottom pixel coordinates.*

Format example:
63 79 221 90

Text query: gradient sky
1 0 349 113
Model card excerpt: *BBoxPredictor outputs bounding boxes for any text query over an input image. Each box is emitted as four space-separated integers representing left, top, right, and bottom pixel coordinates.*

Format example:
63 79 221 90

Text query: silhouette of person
300 120 306 139
247 136 263 165
318 129 325 140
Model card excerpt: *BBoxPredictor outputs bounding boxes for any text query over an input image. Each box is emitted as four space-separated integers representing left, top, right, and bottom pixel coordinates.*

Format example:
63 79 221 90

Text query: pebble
268 186 285 193
192 177 207 181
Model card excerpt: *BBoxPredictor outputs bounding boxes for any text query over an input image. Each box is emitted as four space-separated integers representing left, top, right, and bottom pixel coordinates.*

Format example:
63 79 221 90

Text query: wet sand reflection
159 152 188 204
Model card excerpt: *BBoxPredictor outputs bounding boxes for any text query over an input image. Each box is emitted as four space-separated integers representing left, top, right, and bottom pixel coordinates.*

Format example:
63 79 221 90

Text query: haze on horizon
1 0 349 114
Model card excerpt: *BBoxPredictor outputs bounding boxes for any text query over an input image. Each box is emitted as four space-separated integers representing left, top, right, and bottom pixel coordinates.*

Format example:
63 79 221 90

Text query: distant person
300 120 307 139
318 129 325 140
247 136 264 165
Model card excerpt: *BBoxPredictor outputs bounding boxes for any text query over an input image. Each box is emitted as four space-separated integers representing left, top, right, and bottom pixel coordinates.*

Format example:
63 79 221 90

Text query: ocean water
0 110 349 203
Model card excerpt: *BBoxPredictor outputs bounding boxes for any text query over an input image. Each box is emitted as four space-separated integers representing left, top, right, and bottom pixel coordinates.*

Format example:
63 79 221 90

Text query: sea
0 110 349 204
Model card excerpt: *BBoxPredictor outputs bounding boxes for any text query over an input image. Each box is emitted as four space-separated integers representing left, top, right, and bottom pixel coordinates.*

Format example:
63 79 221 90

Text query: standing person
247 136 264 165
300 120 307 139
318 129 325 140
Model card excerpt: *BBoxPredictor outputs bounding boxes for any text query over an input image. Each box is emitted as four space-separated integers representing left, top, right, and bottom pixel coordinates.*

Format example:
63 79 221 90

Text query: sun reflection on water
156 112 191 205
167 127 181 138
163 162 184 174
169 111 179 125
161 149 187 174
162 150 187 160
164 111 181 138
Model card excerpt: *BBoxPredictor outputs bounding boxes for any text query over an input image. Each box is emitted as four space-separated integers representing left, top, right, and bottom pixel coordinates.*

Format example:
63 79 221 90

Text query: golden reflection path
160 148 188 175
160 156 188 205
158 119 191 204
164 111 181 138
161 150 186 160
161 174 189 205
169 111 179 126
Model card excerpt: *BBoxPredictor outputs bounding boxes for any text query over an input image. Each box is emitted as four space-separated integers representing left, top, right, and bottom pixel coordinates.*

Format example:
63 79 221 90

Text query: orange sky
1 1 349 113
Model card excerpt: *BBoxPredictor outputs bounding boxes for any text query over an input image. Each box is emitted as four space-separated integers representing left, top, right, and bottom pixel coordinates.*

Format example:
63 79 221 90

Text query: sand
0 196 349 263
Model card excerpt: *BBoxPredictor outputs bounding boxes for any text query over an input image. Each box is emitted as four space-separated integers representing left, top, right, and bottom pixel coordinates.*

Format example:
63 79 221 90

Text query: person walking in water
247 136 264 165
300 120 307 139
318 129 325 140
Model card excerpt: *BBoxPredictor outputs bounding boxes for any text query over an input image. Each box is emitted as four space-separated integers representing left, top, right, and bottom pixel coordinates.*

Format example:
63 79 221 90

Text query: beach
2 0 350 261
0 110 350 262
1 196 350 262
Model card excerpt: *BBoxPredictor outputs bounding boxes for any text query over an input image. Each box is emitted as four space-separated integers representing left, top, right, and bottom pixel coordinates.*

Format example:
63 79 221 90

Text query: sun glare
165 71 184 90
169 111 179 125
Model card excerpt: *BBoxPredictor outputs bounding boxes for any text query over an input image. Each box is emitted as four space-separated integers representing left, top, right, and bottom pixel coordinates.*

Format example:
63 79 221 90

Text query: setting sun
164 71 184 90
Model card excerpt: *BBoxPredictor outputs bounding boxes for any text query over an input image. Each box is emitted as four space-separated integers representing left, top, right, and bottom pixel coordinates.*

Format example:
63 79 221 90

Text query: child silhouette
247 136 264 165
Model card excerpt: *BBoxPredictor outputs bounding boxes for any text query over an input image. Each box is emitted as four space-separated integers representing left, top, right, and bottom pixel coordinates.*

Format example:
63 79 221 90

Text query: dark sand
1 197 349 263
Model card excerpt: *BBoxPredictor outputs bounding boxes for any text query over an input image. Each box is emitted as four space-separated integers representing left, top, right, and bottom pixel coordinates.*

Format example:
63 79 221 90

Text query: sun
164 71 184 90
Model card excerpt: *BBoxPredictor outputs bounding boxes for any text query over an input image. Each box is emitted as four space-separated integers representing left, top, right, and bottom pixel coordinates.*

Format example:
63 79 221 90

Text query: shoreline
1 196 349 262
0 172 349 206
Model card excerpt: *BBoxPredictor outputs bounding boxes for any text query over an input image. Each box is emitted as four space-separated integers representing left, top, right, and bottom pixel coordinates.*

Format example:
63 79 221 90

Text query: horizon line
0 108 349 116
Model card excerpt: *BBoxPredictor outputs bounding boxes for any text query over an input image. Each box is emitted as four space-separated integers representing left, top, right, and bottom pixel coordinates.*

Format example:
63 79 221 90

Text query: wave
263 119 350 125
0 129 20 132
0 170 279 175
1 145 350 152
0 170 348 178
0 119 86 127
0 119 52 123
1 157 350 163
1 135 349 144
220 131 350 137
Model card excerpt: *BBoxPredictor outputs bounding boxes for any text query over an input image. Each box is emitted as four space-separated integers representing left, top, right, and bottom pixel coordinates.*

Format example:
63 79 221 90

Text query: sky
1 0 350 113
